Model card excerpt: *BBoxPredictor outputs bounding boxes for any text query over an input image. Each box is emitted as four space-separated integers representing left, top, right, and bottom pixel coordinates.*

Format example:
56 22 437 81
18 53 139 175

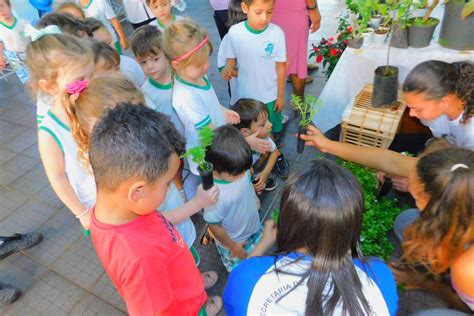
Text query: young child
220 0 287 144
162 19 240 198
89 104 222 315
85 17 145 87
204 125 275 272
224 159 398 315
232 98 290 194
0 0 30 68
130 24 182 133
37 12 91 38
55 2 86 19
25 31 96 229
77 0 128 52
90 40 121 77
146 0 184 32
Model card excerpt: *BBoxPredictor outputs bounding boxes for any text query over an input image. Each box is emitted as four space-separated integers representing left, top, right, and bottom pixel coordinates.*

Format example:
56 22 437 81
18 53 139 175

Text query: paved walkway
0 0 447 315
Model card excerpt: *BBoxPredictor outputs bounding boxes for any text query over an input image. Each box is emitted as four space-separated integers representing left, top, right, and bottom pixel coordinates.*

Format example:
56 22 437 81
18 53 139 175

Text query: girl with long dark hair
223 159 398 315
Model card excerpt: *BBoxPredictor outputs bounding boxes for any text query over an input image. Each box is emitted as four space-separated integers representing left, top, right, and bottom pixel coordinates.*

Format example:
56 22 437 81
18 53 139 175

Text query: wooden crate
341 84 406 148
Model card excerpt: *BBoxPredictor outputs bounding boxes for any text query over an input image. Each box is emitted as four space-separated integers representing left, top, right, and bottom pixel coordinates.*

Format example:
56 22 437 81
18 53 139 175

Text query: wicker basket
341 84 406 148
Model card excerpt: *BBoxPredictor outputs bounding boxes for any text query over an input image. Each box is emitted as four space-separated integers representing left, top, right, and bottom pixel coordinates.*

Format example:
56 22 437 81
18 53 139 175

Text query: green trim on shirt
149 77 172 90
175 75 211 91
194 115 212 129
0 17 17 30
39 126 64 153
205 220 223 225
214 178 231 184
47 111 71 132
244 20 268 34
218 66 225 73
157 15 176 29
81 0 93 9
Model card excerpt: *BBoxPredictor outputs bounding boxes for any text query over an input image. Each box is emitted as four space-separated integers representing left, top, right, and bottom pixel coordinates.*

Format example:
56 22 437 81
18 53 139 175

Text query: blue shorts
215 228 262 272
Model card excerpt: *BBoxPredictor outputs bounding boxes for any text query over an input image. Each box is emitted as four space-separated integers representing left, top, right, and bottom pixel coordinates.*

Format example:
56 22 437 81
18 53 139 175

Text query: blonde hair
26 33 93 93
162 18 213 71
63 77 146 167
55 2 85 19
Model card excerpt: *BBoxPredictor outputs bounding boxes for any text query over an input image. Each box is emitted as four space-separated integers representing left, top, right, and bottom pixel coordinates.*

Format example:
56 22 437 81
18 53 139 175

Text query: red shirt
90 209 207 316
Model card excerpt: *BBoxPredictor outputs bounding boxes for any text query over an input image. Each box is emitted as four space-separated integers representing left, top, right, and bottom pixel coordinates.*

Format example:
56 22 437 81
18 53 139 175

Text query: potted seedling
271 209 280 224
372 30 399 107
182 126 215 190
408 0 440 47
291 94 321 153
439 0 474 50
389 0 414 48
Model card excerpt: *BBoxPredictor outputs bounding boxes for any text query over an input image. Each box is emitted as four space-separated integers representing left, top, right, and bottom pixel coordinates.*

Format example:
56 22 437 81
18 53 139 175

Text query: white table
314 44 474 133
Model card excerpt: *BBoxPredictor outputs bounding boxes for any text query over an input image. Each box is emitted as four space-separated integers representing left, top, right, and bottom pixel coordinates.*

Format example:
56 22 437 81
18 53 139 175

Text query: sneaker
282 114 290 125
273 154 290 179
0 233 43 260
0 283 21 306
264 178 277 192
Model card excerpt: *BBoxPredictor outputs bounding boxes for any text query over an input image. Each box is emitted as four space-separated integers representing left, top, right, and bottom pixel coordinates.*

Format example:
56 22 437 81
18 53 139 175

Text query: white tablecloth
314 44 474 133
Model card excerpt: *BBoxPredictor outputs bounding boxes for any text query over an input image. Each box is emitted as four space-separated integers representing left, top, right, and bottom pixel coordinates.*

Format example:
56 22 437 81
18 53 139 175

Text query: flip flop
205 296 223 316
307 63 319 72
202 271 219 290
305 76 314 84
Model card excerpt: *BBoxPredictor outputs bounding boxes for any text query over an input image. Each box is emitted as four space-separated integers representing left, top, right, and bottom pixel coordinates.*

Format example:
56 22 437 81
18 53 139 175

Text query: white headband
450 163 469 172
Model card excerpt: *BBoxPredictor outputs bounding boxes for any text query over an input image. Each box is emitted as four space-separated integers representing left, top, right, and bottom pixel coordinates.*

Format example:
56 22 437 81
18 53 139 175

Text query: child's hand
261 219 277 247
223 108 240 125
246 132 273 153
194 184 220 209
253 173 268 194
391 176 409 192
274 97 285 113
230 68 239 77
230 242 247 259
221 66 234 81
298 125 330 152
79 211 91 230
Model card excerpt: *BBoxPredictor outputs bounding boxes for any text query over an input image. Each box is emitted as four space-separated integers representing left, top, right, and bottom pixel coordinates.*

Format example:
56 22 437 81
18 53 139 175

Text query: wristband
75 207 90 219
307 3 318 10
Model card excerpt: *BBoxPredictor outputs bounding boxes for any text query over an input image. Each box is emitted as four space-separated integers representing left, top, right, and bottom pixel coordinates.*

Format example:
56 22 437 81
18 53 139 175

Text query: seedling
182 126 214 189
291 95 322 153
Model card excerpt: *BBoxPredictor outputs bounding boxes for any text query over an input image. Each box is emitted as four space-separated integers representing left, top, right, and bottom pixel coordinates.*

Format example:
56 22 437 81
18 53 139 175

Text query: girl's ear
38 79 58 95
240 127 251 136
170 60 180 70
241 1 249 14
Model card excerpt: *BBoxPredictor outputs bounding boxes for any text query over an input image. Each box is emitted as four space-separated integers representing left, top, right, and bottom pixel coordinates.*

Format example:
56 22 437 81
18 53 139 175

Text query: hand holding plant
182 127 215 189
194 184 220 209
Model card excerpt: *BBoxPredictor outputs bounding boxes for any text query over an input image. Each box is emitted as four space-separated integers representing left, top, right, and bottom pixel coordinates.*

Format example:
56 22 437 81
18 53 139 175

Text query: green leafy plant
337 159 403 260
415 0 440 25
291 95 321 127
182 126 214 171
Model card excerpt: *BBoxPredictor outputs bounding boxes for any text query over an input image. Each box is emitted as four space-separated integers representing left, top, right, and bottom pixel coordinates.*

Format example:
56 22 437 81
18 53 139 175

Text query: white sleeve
203 203 225 224
274 27 286 62
217 34 231 69
101 0 117 19
226 27 237 59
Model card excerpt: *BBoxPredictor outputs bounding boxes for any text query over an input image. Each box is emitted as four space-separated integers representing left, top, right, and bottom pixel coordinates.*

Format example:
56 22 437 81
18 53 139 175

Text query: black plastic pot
348 37 363 49
372 66 399 108
439 2 474 50
198 162 214 190
408 18 439 48
390 23 408 48
297 126 307 153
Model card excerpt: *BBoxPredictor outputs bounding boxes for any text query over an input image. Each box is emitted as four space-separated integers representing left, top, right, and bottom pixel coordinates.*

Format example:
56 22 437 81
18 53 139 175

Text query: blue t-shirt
224 253 398 315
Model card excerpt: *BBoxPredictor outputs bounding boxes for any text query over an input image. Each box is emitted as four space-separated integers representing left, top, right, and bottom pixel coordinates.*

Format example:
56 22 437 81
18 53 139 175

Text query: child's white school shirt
217 33 238 106
158 182 196 247
39 111 96 207
172 75 226 175
422 114 474 150
79 0 118 42
225 21 286 104
141 77 184 134
36 92 53 125
0 17 30 53
119 55 145 87
148 14 184 32
203 171 261 243
121 0 154 24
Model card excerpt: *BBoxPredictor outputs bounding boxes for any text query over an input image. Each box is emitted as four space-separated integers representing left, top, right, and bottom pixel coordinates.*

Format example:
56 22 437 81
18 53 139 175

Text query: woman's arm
38 131 90 228
306 0 321 33
300 125 417 178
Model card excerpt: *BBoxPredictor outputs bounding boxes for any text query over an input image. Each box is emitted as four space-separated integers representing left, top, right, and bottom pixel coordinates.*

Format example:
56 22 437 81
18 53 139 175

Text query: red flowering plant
309 16 353 79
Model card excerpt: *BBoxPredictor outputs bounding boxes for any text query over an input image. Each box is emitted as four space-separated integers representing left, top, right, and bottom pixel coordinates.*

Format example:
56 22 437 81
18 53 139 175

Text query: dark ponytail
403 60 473 123
276 159 371 316
227 0 247 28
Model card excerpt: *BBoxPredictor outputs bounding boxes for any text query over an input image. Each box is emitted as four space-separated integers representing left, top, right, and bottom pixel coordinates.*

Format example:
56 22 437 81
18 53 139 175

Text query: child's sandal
202 270 219 290
205 295 223 316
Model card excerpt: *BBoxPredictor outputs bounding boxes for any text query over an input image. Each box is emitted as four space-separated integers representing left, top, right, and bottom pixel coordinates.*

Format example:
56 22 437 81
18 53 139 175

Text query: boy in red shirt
88 104 222 315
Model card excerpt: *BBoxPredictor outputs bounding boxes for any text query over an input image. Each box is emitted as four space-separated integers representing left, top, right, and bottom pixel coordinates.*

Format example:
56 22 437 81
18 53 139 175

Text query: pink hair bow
65 80 89 96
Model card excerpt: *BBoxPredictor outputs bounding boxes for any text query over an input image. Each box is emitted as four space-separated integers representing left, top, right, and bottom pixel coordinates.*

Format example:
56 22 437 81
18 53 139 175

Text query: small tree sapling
291 94 321 153
182 126 215 189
